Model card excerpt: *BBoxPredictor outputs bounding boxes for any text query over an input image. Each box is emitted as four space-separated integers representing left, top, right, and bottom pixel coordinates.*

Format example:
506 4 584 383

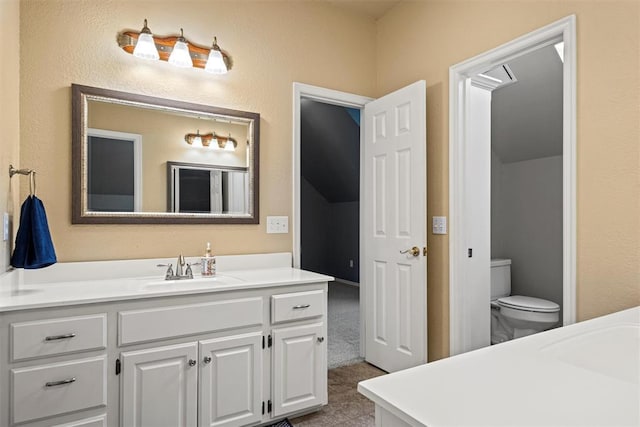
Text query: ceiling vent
474 64 518 90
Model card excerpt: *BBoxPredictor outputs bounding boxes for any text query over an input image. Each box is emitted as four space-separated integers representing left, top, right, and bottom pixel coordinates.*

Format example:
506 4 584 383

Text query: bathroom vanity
358 306 640 426
0 253 331 427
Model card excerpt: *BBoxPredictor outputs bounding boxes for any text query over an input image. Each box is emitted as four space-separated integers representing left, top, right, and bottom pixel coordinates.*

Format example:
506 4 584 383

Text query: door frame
449 15 577 355
292 82 373 357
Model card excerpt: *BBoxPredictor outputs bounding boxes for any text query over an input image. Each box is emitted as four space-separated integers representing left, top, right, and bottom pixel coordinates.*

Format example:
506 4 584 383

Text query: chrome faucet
157 254 194 280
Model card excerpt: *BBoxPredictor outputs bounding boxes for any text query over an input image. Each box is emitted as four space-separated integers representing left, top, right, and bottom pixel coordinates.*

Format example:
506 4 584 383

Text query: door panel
121 342 198 427
364 80 427 373
199 333 262 427
272 323 326 417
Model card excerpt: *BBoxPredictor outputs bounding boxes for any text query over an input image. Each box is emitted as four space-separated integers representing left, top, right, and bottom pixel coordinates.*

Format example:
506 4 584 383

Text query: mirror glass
72 84 260 224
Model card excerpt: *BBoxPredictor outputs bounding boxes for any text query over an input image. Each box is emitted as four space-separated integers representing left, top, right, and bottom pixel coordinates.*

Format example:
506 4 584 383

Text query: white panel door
199 333 262 427
121 342 198 427
272 323 326 417
363 80 427 373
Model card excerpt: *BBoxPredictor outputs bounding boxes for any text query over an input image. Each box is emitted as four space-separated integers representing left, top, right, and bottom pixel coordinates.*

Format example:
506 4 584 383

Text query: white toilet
490 258 560 343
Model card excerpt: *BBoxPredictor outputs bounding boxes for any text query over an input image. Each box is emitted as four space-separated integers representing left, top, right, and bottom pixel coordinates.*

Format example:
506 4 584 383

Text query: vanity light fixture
168 29 193 68
132 19 160 60
205 37 228 74
118 19 233 73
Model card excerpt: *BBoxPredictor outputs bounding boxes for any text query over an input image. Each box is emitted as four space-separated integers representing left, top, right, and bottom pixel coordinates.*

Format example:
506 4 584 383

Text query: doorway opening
449 16 576 355
293 83 372 369
300 98 362 368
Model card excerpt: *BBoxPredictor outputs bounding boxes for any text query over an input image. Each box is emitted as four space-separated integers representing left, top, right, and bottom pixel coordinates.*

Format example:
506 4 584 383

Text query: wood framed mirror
71 84 259 224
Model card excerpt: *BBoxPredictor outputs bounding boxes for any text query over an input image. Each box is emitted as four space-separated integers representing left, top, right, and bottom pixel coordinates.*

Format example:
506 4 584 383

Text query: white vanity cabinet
0 274 328 427
120 333 264 427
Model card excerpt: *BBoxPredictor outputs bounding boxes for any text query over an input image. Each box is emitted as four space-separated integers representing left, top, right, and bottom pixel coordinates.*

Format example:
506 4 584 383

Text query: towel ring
29 171 36 196
8 165 37 197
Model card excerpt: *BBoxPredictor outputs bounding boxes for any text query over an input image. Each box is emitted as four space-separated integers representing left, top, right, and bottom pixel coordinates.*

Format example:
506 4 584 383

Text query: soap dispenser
201 242 216 276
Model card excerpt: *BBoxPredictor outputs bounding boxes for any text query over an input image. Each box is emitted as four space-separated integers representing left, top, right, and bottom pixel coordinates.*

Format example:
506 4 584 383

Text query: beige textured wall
0 0 20 271
376 0 640 360
19 0 376 260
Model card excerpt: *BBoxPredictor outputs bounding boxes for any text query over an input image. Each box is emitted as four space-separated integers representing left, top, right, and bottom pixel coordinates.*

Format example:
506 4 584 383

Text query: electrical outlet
267 216 289 234
432 216 447 235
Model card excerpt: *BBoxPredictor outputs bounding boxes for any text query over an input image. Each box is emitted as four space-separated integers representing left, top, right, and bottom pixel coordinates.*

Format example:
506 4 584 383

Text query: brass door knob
400 246 420 257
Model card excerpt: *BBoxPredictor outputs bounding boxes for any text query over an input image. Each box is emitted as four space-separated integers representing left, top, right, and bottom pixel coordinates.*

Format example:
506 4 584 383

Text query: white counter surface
358 306 640 426
0 253 333 312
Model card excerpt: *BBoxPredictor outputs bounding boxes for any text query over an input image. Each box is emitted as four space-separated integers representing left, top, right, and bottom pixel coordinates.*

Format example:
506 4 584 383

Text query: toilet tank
491 258 511 300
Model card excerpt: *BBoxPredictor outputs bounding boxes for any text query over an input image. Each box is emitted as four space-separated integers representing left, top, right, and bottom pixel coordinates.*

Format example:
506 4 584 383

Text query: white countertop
358 306 640 426
0 253 333 312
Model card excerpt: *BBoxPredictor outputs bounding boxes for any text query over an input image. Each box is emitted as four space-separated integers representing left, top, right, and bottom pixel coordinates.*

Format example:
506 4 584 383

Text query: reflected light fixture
118 19 232 73
132 19 159 60
221 133 236 151
184 130 213 147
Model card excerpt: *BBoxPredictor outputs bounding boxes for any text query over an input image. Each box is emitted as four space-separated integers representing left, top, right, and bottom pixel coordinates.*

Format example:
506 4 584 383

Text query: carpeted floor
328 282 362 368
290 362 386 427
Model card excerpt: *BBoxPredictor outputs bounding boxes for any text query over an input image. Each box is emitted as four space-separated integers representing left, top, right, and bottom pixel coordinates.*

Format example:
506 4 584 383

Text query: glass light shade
205 49 227 74
169 40 193 68
133 33 159 60
224 140 235 151
193 135 203 146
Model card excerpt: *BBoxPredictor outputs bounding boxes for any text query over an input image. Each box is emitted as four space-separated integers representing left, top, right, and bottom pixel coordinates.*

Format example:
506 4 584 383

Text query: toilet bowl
496 295 560 339
490 259 560 342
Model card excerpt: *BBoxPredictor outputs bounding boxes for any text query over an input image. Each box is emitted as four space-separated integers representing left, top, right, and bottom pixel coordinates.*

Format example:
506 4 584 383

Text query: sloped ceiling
491 45 563 163
301 99 359 203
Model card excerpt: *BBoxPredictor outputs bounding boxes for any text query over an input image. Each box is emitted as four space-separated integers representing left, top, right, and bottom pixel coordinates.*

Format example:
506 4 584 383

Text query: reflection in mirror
167 162 248 214
72 84 260 224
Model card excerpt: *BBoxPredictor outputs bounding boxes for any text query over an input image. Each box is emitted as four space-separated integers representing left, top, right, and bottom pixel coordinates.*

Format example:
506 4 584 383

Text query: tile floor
290 362 386 426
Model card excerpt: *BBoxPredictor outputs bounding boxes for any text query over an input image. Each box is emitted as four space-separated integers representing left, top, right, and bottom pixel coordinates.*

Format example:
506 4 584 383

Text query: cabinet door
121 342 198 427
272 323 326 417
199 333 263 427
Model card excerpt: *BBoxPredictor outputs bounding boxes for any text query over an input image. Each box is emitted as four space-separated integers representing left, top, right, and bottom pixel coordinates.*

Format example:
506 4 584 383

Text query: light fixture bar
118 29 232 71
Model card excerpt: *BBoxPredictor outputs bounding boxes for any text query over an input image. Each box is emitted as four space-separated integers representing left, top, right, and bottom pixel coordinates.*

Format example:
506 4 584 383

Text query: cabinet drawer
11 356 107 424
11 314 107 361
119 297 263 345
271 290 325 323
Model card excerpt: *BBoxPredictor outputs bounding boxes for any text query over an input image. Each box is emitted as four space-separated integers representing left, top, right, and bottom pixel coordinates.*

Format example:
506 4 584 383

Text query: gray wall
491 154 563 314
301 178 359 282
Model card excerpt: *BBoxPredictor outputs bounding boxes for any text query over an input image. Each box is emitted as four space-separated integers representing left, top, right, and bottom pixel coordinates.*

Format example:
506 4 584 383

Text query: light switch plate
432 216 447 235
267 216 289 234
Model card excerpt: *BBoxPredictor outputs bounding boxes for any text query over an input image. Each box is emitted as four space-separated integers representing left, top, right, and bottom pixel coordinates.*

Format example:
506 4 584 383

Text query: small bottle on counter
201 242 216 276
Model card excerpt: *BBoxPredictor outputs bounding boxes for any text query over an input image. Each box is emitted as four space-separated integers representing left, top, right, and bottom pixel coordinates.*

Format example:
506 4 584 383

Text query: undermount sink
541 324 640 384
144 274 245 287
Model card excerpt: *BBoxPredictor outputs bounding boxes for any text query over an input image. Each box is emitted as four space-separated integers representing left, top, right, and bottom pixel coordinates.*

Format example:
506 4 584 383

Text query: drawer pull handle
45 377 76 387
45 333 76 341
293 304 311 310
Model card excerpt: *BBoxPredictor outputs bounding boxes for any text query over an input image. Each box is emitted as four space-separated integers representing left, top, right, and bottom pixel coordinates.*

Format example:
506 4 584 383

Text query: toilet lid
497 296 560 313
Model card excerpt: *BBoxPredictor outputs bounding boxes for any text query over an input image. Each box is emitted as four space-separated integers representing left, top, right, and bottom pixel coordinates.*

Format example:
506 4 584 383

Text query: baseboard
333 278 359 287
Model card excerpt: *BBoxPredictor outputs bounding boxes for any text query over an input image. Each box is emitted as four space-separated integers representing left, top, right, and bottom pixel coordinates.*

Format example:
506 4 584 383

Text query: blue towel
10 195 57 269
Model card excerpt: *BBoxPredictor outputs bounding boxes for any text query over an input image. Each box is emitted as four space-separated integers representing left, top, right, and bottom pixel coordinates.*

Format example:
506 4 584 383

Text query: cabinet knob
188 359 197 367
317 336 325 343
203 356 212 364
